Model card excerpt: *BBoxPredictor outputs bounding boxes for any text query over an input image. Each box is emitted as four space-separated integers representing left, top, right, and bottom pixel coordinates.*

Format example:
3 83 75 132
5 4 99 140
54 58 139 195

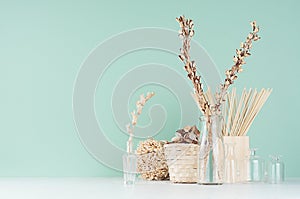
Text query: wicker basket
164 143 199 183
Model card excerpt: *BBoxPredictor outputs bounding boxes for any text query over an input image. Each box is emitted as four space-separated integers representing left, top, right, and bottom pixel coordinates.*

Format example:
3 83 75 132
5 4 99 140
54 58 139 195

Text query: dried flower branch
176 15 210 116
212 21 261 115
127 92 155 153
176 15 260 116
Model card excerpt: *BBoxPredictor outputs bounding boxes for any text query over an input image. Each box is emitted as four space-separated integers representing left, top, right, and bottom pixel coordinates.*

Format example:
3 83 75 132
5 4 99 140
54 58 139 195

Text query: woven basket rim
164 143 199 149
164 143 199 145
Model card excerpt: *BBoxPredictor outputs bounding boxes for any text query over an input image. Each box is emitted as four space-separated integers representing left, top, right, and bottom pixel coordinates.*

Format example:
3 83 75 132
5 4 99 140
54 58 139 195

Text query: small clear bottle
267 155 285 184
247 148 264 182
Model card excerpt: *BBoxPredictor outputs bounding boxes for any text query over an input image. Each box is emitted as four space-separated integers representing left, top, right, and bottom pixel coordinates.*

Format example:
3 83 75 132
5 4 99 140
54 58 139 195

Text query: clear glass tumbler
123 153 137 185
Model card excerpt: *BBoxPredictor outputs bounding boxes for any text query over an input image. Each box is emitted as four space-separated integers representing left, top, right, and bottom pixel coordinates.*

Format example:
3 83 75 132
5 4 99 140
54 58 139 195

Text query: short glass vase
123 153 137 186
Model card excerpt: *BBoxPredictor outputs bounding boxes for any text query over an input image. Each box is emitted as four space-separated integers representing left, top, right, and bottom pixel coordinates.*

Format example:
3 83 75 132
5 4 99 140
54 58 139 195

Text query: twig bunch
176 15 261 116
126 92 155 153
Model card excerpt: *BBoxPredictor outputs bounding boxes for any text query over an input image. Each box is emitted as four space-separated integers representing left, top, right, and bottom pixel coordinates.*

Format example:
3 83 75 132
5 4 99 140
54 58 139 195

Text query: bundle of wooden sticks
205 88 272 136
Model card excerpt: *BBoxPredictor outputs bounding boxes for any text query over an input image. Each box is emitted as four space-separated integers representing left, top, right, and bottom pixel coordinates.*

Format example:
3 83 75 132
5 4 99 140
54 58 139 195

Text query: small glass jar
247 148 264 182
267 155 285 184
123 152 137 185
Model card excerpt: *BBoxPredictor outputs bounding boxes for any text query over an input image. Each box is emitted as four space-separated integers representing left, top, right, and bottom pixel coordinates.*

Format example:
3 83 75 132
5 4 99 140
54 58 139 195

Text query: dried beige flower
212 20 260 115
170 125 200 144
126 92 155 153
176 15 211 117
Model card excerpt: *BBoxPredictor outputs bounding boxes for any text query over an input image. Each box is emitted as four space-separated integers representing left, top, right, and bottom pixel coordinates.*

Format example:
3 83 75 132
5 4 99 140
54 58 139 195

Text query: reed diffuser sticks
222 88 272 136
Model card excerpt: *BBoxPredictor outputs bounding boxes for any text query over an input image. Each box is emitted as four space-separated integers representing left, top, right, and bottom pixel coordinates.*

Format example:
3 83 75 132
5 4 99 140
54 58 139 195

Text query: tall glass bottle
198 115 225 185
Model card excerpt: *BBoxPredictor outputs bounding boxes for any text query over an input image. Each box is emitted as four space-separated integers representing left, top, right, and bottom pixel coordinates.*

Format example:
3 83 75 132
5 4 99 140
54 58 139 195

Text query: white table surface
0 178 299 199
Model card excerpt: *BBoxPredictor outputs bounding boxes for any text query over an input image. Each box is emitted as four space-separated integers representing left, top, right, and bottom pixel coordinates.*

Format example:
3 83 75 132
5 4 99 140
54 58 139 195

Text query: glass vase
123 153 137 186
198 115 225 185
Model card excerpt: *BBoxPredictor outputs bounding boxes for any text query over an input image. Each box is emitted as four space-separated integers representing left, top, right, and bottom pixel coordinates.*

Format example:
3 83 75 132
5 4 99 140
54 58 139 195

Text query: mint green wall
0 0 299 177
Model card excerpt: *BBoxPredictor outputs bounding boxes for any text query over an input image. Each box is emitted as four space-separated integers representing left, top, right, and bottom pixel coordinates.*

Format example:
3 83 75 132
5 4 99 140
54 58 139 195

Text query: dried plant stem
212 21 261 115
176 16 210 117
176 15 261 118
126 92 155 153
